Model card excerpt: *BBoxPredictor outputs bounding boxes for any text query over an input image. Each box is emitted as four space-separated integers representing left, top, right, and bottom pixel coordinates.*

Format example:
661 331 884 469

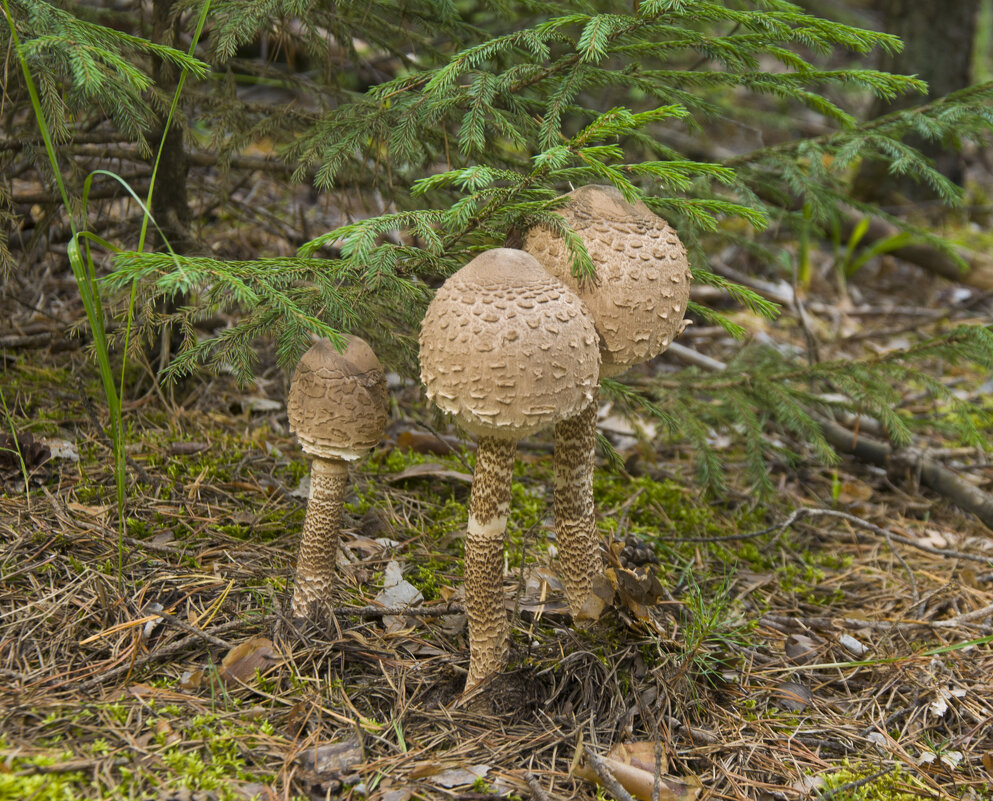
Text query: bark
854 0 980 204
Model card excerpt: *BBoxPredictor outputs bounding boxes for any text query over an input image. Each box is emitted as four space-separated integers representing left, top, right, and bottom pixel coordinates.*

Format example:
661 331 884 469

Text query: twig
525 771 553 801
332 603 465 619
15 757 131 775
155 612 233 649
683 506 992 565
583 747 636 801
70 619 247 692
815 767 894 801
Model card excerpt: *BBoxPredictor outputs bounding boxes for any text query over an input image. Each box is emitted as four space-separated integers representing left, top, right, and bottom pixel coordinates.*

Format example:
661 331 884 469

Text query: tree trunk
855 0 979 206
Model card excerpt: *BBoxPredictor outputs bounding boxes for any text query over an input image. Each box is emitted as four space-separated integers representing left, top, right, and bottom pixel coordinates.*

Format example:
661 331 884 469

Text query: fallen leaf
179 669 204 690
576 751 702 801
409 760 443 779
40 437 78 462
838 633 868 657
388 462 472 484
608 741 670 775
785 634 820 665
67 502 113 518
429 764 490 788
295 738 363 777
836 479 873 504
218 636 281 686
379 789 413 801
395 428 472 455
375 561 425 631
772 680 813 712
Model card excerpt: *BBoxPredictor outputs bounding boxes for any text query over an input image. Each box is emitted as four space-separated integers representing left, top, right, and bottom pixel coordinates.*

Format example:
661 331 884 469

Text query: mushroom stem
554 391 602 618
464 436 517 689
291 457 348 618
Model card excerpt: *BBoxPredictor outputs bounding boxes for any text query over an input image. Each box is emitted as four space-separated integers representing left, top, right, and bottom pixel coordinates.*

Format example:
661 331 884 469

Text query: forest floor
2 203 993 801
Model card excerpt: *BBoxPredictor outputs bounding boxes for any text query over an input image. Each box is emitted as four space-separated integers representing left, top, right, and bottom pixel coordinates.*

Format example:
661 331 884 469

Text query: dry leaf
179 669 204 690
608 741 670 775
379 789 413 801
785 634 820 665
836 479 873 504
409 760 443 779
838 633 868 657
375 561 424 631
772 680 813 712
429 765 490 788
218 636 281 686
576 751 702 801
388 462 473 484
295 738 363 777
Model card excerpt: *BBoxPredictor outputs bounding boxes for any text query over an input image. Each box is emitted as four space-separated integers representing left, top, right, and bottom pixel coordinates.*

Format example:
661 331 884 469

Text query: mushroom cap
523 184 691 377
287 335 389 461
419 248 600 439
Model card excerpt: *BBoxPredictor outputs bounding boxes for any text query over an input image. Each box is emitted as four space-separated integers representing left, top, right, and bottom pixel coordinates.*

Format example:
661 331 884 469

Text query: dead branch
667 342 993 530
583 747 636 801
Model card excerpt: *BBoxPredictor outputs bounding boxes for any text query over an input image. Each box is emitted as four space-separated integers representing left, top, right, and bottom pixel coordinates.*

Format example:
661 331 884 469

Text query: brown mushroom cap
523 184 691 376
287 335 389 461
419 248 600 439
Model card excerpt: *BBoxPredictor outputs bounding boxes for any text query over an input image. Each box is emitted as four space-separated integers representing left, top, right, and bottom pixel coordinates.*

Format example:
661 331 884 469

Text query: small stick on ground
584 747 636 801
332 603 466 619
71 618 248 692
525 771 553 801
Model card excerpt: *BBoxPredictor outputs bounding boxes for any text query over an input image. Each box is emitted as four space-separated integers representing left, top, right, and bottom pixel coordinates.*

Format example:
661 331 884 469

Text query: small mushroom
419 248 600 688
287 336 389 618
524 185 691 616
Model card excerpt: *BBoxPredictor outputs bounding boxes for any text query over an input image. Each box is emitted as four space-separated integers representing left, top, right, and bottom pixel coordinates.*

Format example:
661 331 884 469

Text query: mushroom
287 335 389 618
523 185 691 616
419 248 600 688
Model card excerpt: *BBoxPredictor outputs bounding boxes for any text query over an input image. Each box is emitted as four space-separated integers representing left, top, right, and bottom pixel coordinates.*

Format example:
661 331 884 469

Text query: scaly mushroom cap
419 248 600 439
523 184 691 377
287 335 389 461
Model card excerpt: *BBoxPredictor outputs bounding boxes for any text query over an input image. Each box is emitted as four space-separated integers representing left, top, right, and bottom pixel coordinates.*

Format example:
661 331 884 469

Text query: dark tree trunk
855 0 979 206
150 0 193 254
148 0 194 374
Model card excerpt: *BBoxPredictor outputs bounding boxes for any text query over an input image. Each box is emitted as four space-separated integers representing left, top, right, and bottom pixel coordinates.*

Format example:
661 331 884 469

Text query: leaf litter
2 254 993 800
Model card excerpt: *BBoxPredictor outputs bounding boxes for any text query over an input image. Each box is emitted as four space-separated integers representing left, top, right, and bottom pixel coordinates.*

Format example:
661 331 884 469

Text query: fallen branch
525 771 553 801
332 603 465 618
817 418 993 530
666 342 993 530
583 747 637 801
837 208 993 291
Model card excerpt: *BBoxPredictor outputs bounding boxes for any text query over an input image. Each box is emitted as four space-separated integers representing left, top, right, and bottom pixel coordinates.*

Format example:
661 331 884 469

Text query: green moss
0 706 280 801
816 764 941 801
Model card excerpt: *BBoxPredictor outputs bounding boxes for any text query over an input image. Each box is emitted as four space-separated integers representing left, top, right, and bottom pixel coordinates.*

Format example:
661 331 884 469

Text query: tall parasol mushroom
419 248 600 688
524 184 691 617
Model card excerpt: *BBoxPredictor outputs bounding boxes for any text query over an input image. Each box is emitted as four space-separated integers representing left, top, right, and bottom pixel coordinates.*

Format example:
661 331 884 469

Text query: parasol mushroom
524 184 691 617
418 248 600 687
287 335 389 618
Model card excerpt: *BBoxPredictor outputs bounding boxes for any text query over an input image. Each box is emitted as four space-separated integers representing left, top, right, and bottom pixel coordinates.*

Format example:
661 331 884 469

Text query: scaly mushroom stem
291 458 348 618
464 436 517 689
554 391 601 618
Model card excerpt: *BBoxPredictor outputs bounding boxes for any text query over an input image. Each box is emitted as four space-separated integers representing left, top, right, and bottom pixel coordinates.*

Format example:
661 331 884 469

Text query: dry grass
1 331 992 801
3 173 993 799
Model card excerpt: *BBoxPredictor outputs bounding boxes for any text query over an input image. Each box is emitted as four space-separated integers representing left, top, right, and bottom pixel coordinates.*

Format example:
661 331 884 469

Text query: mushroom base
464 436 516 690
291 458 348 618
554 394 603 618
